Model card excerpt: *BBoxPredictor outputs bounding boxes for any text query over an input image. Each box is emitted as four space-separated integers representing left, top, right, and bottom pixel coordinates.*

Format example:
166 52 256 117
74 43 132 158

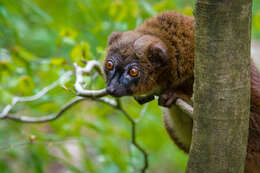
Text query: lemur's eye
105 60 114 70
128 67 139 77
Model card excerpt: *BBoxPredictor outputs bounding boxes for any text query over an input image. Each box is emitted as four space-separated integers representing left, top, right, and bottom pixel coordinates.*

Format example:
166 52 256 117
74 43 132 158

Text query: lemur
103 11 260 173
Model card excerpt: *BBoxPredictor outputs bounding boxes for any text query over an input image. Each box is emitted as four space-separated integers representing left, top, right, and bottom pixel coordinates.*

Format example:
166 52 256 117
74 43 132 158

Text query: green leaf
70 42 92 64
253 11 260 31
50 57 68 66
14 75 35 95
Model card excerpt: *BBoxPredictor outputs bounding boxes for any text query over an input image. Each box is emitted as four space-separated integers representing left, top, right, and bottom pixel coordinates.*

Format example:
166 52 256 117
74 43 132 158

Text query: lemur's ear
148 42 168 62
108 32 122 45
134 35 168 65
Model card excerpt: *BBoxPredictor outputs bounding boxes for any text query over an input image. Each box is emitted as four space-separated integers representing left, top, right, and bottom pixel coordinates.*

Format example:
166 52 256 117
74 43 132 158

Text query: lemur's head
103 31 169 97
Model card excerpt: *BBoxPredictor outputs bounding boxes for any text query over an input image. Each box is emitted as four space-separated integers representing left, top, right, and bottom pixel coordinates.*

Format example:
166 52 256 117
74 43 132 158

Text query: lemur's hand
158 90 179 107
134 95 155 105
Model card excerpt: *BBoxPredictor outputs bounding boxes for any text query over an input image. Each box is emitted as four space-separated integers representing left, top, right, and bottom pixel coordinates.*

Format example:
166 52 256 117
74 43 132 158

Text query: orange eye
105 60 114 70
128 67 139 77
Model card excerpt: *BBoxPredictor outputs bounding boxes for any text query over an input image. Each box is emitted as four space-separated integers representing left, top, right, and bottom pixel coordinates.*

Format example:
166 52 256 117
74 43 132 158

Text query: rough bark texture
187 0 252 173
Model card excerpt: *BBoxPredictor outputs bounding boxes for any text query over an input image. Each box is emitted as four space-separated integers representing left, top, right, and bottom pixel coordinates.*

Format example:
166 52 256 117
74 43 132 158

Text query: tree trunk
187 0 252 173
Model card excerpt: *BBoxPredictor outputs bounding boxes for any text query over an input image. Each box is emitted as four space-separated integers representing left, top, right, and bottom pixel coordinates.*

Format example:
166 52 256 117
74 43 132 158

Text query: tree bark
187 0 252 173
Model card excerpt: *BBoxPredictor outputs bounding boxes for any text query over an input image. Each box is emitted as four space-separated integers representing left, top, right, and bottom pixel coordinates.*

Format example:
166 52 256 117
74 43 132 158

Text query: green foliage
0 0 259 173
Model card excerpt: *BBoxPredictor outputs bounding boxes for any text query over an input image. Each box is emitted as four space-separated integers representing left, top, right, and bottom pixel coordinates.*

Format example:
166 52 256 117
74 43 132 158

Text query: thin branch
176 98 193 119
116 99 148 173
3 96 118 123
95 97 117 107
4 97 86 123
0 71 73 119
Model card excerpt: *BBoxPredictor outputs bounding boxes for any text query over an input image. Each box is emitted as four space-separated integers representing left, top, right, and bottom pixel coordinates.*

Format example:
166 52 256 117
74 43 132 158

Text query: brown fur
246 62 260 173
137 11 194 89
105 11 260 172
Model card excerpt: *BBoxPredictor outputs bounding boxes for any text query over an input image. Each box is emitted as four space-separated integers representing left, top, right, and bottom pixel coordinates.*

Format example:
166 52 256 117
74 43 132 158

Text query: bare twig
95 97 117 107
74 61 107 97
4 97 85 123
116 99 148 173
0 71 73 119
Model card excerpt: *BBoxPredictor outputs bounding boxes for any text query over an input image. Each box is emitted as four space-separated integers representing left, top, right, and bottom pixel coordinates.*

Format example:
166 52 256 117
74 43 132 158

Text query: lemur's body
103 11 260 173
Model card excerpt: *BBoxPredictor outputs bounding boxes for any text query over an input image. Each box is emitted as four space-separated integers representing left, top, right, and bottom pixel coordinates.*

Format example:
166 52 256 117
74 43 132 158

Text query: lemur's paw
134 95 155 105
158 90 179 107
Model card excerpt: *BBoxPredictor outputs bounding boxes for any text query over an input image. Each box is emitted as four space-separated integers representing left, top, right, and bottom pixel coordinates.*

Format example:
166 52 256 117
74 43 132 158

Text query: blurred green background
0 0 259 173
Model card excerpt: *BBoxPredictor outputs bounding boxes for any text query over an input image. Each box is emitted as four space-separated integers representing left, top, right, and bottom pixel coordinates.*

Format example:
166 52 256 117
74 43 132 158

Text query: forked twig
0 71 73 119
73 61 106 97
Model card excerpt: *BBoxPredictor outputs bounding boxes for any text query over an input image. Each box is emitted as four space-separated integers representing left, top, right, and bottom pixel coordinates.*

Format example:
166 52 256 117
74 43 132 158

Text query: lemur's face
104 31 168 97
104 52 144 97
